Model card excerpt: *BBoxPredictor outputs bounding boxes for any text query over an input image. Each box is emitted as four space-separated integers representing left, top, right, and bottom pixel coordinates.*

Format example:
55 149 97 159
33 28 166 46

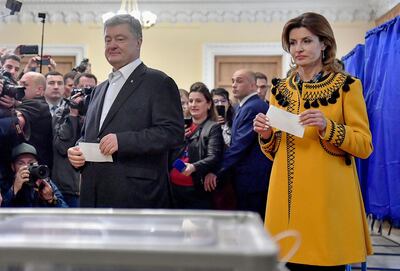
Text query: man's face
256 78 268 101
19 73 43 99
77 76 97 88
2 59 20 80
64 78 74 98
104 23 141 70
12 154 37 173
45 75 65 103
231 70 256 101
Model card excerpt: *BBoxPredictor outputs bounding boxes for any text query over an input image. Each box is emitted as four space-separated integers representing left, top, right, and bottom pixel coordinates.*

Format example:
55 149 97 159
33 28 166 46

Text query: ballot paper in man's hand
78 142 113 162
266 105 305 138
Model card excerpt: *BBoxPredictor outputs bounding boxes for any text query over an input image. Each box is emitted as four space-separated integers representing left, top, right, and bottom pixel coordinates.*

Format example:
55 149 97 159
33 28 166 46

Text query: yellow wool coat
260 72 373 266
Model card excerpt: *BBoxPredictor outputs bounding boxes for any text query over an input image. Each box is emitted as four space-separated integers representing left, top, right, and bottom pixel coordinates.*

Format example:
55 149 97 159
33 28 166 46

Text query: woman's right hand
253 113 272 140
216 115 225 125
184 127 191 137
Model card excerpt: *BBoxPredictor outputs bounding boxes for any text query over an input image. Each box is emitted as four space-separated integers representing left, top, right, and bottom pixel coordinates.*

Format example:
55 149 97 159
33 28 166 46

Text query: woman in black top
170 82 224 209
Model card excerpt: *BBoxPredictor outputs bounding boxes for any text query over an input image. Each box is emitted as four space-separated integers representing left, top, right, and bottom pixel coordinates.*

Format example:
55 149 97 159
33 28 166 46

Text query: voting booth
0 209 278 271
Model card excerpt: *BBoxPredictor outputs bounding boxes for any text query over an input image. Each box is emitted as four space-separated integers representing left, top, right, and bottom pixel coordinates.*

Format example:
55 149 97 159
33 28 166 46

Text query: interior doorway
214 55 282 102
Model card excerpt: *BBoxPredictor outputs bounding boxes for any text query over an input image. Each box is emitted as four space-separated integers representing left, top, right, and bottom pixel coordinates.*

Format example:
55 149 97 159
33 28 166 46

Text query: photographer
1 54 21 81
63 71 77 98
17 71 53 168
1 143 67 207
51 72 97 207
0 69 26 183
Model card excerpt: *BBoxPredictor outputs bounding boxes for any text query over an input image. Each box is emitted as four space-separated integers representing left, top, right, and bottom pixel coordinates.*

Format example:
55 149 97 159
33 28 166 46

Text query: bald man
16 72 53 168
19 72 46 99
206 69 272 219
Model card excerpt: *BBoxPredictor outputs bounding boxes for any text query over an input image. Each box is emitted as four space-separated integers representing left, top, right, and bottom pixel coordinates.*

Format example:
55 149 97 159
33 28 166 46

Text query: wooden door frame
203 42 290 89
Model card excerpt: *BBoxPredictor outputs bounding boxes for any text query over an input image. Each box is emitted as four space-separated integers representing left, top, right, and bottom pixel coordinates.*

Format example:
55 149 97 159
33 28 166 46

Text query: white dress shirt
99 58 142 130
239 92 258 107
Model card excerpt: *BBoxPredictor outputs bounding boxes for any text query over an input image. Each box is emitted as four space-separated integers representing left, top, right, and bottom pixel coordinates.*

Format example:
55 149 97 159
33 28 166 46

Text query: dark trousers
171 184 212 209
286 263 346 271
235 190 267 221
62 194 80 208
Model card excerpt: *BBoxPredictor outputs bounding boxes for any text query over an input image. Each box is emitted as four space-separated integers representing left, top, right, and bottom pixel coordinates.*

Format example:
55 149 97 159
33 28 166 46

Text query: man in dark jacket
68 14 183 208
206 69 272 219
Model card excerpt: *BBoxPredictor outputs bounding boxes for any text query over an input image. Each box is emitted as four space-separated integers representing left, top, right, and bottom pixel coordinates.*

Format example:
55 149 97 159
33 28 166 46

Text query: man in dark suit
206 69 272 219
68 14 184 208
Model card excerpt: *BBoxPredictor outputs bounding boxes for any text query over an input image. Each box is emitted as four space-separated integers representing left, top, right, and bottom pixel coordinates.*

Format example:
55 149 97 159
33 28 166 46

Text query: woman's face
180 94 190 117
189 92 210 121
212 94 229 111
289 27 326 69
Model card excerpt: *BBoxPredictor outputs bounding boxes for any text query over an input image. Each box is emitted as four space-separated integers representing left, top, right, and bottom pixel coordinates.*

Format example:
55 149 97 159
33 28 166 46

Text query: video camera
28 163 50 186
65 86 94 116
72 58 90 73
0 69 25 101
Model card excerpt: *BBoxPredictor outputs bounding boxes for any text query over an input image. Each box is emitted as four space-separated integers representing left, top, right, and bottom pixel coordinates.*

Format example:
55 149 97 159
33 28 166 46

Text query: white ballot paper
78 142 113 162
266 105 305 138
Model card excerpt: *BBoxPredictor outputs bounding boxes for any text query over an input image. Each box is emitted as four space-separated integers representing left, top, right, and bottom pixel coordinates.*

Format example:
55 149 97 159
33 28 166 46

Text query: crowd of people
0 11 374 271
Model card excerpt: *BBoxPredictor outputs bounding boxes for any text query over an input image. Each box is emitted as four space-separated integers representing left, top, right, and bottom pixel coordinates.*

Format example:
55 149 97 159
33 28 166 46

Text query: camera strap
11 109 25 140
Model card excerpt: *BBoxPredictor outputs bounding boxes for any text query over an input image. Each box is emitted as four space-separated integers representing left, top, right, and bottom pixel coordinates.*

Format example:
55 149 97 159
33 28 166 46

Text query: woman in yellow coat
253 12 373 271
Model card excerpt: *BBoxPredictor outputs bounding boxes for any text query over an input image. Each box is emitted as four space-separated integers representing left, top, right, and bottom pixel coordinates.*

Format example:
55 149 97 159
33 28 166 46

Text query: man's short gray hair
104 14 143 40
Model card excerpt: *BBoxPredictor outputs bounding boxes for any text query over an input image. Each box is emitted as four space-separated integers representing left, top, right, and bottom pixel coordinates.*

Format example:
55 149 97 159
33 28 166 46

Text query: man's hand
68 146 86 168
69 94 84 117
204 173 217 192
14 165 30 195
0 95 16 109
99 134 118 155
48 57 57 71
23 56 39 74
204 174 217 192
36 179 54 202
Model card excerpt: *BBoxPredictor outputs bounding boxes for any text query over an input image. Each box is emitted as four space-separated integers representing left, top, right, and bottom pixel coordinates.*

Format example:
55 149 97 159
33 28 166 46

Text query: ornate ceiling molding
0 0 393 24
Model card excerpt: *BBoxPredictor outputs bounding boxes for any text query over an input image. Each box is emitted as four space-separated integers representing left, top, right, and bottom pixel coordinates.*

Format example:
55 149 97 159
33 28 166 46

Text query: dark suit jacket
17 97 53 168
80 63 184 208
219 94 272 193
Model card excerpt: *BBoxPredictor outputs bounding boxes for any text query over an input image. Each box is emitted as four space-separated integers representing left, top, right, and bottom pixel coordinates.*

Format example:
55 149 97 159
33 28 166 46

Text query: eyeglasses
213 98 227 104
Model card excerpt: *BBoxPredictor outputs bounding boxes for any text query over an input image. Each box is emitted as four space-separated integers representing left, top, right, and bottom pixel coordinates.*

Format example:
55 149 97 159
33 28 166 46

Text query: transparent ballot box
0 209 277 271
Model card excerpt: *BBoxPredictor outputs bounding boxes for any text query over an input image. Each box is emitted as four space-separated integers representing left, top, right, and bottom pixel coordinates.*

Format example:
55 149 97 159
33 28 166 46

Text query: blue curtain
342 45 370 211
342 16 400 225
342 44 365 82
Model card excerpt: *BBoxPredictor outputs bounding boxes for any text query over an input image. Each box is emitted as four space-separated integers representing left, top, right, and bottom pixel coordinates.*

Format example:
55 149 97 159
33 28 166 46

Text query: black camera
72 58 90 73
28 164 50 185
0 69 25 101
19 45 39 55
67 86 94 115
6 0 22 15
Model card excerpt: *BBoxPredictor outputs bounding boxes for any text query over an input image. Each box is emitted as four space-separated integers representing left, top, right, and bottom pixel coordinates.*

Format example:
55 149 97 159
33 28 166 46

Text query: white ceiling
1 0 398 24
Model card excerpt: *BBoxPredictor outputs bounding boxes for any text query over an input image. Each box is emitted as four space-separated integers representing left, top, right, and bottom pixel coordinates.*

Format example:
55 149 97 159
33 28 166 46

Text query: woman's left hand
299 109 327 136
182 163 195 176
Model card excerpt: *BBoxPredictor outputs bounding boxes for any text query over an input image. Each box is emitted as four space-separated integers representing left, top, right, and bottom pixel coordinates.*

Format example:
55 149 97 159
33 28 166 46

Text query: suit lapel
231 95 258 137
98 63 147 136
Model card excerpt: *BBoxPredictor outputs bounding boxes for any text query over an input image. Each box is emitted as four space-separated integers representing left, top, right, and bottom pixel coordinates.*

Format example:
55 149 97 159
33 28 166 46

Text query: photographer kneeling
1 143 68 207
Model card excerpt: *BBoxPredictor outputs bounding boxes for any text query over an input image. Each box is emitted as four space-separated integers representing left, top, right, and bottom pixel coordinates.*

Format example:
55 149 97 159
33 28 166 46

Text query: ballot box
0 209 277 271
